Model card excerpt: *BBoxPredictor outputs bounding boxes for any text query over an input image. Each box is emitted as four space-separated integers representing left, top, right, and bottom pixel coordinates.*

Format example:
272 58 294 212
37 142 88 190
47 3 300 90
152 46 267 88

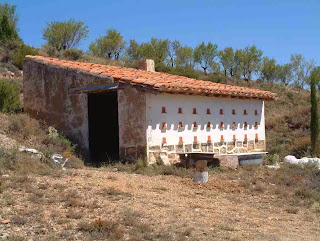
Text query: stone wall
118 87 147 161
148 139 265 164
23 59 115 160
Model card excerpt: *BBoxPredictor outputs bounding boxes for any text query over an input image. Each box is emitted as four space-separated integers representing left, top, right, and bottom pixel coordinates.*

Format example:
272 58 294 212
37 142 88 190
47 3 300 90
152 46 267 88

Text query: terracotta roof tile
25 55 276 100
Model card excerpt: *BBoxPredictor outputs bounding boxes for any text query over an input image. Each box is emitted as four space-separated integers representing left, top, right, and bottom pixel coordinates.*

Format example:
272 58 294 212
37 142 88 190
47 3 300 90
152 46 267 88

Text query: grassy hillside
0 67 314 162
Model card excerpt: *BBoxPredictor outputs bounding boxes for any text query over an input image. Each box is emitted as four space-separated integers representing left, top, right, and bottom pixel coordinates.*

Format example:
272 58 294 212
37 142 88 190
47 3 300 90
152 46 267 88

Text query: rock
51 154 64 164
215 155 239 169
160 153 170 165
1 219 10 224
193 171 208 183
266 163 280 169
284 155 320 166
19 146 42 159
18 146 69 168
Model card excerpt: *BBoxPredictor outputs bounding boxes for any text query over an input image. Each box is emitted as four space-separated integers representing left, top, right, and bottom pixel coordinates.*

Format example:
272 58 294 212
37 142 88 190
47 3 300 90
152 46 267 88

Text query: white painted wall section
146 93 265 146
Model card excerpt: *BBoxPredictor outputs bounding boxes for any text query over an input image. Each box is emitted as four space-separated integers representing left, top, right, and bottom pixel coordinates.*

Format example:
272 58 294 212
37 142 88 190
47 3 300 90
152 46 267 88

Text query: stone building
23 55 276 165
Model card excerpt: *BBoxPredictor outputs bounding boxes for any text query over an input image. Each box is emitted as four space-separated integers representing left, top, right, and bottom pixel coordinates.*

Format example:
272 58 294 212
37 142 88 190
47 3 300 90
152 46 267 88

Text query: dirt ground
1 168 320 241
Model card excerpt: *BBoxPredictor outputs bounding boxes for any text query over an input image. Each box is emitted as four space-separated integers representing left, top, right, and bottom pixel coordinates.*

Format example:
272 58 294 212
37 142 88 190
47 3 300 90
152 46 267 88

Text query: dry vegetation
0 164 320 240
0 72 319 240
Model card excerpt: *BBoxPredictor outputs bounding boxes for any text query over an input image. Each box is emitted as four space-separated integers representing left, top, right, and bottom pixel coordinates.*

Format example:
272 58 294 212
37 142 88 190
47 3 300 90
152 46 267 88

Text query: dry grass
78 218 124 240
0 166 319 240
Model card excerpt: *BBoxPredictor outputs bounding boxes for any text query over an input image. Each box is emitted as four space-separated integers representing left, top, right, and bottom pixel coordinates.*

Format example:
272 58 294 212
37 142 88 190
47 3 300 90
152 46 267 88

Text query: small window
179 136 183 144
244 109 247 115
255 122 258 128
162 137 167 144
161 122 167 130
255 133 259 141
178 122 183 128
193 136 198 143
232 122 236 128
193 108 197 114
220 109 224 115
244 122 248 128
220 135 224 142
193 122 197 128
208 136 211 143
233 135 236 141
244 134 248 141
207 108 211 114
232 109 236 115
178 107 183 114
220 122 224 128
207 122 211 128
255 110 258 115
162 107 166 113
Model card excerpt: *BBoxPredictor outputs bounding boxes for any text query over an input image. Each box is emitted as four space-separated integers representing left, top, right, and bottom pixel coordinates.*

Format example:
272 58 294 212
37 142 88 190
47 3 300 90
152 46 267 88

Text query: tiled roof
25 55 276 100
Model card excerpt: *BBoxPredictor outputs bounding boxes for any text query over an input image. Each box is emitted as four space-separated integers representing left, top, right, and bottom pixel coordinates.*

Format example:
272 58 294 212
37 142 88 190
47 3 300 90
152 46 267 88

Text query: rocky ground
1 167 319 241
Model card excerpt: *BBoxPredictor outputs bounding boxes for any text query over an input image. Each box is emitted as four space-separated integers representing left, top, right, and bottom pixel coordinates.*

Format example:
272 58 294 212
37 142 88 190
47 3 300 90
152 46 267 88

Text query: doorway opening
88 91 119 164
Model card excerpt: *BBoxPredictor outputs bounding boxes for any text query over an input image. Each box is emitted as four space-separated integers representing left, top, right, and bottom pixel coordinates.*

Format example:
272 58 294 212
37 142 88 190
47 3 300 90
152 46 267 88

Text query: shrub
78 218 123 240
8 114 41 139
134 158 148 170
63 153 84 169
263 153 279 165
13 44 39 69
42 44 60 57
0 79 21 112
63 48 84 61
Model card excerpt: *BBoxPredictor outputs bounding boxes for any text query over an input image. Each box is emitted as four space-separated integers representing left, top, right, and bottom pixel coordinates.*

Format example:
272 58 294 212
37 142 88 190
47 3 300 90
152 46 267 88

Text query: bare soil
1 168 319 241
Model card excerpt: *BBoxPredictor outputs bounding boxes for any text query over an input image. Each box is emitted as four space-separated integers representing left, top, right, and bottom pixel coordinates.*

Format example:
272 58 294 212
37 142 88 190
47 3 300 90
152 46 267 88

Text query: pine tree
310 67 320 156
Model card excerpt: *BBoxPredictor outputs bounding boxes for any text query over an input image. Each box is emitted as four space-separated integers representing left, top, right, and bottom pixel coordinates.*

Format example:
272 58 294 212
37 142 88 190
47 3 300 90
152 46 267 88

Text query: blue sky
3 0 320 65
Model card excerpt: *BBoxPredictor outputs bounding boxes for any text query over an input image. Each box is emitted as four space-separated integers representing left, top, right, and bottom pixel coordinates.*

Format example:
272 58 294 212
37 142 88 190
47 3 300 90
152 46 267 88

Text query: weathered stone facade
23 59 148 162
118 87 147 161
148 139 266 164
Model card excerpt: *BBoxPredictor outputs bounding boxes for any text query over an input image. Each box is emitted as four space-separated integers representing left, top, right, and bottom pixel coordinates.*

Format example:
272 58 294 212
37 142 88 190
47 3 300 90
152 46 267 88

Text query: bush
42 44 60 57
8 114 41 139
63 152 84 169
263 153 279 165
0 150 56 176
0 80 21 112
13 44 39 69
63 48 84 61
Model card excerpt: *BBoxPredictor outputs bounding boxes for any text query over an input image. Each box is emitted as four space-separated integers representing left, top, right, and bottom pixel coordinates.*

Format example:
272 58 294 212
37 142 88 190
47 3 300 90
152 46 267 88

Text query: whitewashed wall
146 93 265 146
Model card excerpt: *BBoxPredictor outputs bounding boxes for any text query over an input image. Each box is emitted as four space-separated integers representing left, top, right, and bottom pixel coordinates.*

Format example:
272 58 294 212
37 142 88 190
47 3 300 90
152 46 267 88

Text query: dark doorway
88 91 119 164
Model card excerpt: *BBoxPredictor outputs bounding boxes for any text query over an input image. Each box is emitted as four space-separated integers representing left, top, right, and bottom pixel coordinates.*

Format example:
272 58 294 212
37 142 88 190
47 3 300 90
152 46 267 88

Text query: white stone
160 153 170 165
284 155 320 165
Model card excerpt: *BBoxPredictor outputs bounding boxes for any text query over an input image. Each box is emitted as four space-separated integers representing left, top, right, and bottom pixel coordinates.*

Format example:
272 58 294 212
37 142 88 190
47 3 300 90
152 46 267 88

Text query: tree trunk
203 67 207 75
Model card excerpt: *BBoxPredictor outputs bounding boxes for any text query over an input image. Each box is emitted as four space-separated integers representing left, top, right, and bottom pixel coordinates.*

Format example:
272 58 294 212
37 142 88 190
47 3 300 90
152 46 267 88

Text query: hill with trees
0 2 319 161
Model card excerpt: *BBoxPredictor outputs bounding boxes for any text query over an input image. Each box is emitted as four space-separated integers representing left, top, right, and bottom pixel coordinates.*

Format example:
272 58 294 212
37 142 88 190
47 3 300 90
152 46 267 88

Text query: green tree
290 53 315 88
13 44 39 69
43 19 89 51
260 57 278 82
89 29 126 60
126 39 141 60
175 45 194 68
194 42 218 75
168 40 181 67
277 64 292 85
138 37 169 68
219 47 235 77
234 45 263 80
0 3 19 42
0 80 21 112
310 67 320 156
